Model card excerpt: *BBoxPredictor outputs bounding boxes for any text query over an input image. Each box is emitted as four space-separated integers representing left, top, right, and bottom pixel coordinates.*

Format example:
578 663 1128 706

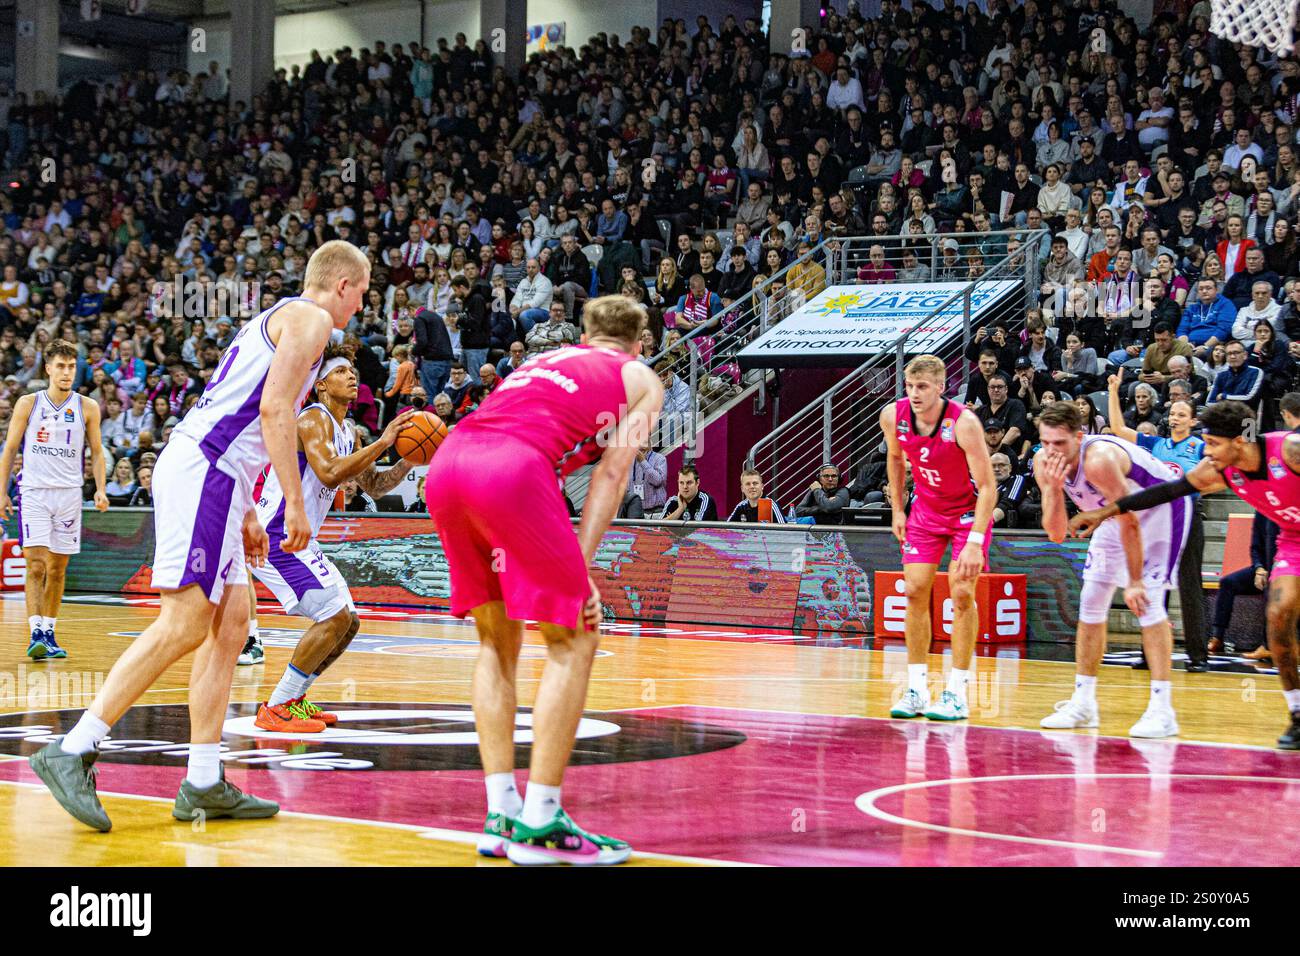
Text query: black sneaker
1279 712 1300 751
1185 660 1210 673
236 635 264 666
1130 656 1149 670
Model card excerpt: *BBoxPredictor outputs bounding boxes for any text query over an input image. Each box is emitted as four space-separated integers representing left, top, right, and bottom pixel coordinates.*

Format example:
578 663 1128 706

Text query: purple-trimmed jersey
173 296 323 484
255 403 354 543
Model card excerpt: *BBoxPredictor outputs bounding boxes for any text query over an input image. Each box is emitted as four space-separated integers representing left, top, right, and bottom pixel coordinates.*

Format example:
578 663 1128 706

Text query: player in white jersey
1033 401 1191 739
250 344 414 733
0 340 108 660
29 241 370 832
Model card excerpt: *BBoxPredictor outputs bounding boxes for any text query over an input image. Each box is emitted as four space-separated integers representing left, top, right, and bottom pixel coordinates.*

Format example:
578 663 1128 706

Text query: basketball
393 410 447 465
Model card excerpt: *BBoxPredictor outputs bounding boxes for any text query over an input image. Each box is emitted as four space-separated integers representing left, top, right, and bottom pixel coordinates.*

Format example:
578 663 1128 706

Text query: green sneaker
172 766 279 822
505 808 631 866
924 690 970 721
890 688 929 719
29 740 112 832
477 811 516 857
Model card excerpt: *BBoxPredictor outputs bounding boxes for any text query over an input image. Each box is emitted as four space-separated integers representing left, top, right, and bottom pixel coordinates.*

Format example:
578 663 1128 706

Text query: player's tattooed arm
1283 434 1300 475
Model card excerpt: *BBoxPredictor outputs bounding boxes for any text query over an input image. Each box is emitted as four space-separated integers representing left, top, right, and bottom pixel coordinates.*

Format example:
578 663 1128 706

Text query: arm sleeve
1115 476 1197 513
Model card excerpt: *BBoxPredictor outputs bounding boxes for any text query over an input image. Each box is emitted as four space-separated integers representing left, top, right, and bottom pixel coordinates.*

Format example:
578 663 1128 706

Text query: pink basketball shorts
425 434 589 630
901 501 992 570
1272 529 1300 580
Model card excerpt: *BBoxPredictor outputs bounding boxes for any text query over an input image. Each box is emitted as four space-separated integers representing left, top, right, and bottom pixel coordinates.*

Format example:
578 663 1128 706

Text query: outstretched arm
1105 374 1137 443
1069 457 1225 537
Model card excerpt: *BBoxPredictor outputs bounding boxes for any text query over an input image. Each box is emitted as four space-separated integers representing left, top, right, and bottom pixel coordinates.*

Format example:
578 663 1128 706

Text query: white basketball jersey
255 404 355 541
22 391 85 490
174 296 324 484
1064 435 1178 511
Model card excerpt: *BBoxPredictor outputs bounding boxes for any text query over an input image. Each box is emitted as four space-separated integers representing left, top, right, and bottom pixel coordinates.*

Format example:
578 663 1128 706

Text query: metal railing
746 230 1045 512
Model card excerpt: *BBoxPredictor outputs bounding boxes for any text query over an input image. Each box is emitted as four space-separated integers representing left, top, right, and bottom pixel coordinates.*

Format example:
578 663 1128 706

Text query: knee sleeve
1137 587 1169 628
1078 579 1115 625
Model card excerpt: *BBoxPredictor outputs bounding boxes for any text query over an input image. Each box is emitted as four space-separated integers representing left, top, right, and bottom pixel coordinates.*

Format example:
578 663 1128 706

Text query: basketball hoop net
1211 0 1299 56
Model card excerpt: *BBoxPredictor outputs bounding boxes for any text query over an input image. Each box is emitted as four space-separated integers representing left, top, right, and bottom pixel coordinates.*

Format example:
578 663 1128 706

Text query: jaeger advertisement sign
737 281 1021 369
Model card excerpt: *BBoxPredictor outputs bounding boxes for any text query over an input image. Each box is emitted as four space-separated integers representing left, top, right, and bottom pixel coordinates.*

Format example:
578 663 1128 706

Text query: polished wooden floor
0 593 1296 866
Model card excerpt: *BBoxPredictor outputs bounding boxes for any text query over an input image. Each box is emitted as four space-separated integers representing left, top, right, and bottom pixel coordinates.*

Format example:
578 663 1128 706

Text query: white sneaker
924 691 969 721
890 688 929 718
1040 698 1100 729
1129 707 1179 739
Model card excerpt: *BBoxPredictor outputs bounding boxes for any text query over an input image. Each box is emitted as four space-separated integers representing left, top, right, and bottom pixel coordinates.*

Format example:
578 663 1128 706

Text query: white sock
946 667 971 701
268 664 312 707
1149 680 1172 711
28 615 41 633
521 783 562 828
185 743 222 789
1286 689 1300 713
908 664 928 697
1074 674 1097 705
485 772 522 817
41 616 56 633
302 672 318 695
248 621 260 640
61 712 110 756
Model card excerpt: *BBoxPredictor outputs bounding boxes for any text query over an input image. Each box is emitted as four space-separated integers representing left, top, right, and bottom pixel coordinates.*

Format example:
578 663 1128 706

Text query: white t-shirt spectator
1136 106 1174 150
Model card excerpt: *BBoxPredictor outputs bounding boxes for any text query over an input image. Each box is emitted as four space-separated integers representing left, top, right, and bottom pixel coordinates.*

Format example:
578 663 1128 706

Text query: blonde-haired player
879 354 998 720
30 240 369 831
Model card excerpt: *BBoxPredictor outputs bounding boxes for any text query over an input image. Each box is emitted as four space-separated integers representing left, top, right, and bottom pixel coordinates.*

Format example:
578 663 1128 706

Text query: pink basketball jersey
893 397 977 518
453 344 634 476
1222 432 1300 529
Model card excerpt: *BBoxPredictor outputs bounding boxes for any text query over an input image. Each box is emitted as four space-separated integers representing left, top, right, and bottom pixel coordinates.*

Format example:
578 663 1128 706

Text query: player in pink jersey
28 241 368 832
425 296 662 865
1071 401 1300 749
879 355 998 721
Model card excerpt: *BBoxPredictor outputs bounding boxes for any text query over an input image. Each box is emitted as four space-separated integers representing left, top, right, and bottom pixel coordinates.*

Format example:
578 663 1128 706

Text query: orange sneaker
287 697 337 726
254 701 326 733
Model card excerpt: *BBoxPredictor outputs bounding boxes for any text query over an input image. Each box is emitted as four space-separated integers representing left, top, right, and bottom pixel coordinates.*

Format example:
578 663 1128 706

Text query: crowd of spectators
1 1 1299 520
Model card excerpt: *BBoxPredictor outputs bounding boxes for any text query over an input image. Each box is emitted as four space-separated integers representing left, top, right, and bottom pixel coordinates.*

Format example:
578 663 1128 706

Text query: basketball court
2 592 1296 867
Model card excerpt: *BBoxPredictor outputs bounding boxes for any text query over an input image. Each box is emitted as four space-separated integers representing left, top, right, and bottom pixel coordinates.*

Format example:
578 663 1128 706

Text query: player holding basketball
0 341 108 660
880 355 998 721
1035 400 1190 738
250 344 415 732
426 295 662 865
29 240 368 831
1071 401 1300 749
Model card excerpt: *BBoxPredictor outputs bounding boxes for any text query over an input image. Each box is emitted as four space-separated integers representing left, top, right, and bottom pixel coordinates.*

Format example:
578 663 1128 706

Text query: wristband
967 531 986 546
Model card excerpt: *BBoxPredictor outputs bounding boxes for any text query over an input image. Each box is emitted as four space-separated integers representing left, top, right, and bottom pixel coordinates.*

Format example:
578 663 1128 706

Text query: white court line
597 702 1295 754
854 772 1300 859
0 779 748 867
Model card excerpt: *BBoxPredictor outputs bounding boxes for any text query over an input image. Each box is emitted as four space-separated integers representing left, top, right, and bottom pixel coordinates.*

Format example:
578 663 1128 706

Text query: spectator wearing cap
981 418 1022 463
1012 356 1055 410
937 238 965 281
794 464 850 525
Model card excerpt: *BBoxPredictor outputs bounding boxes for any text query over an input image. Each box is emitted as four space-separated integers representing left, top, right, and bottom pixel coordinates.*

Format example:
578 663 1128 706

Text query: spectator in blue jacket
1177 277 1236 359
1207 340 1264 406
595 199 629 245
